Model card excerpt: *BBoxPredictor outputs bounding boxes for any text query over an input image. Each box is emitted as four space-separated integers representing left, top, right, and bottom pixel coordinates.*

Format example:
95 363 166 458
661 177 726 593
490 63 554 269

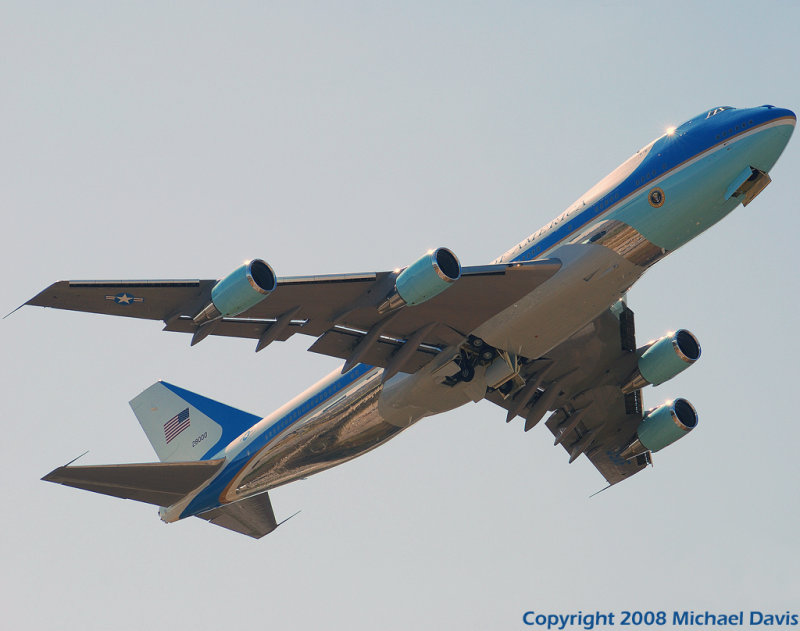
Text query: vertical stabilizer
130 381 261 462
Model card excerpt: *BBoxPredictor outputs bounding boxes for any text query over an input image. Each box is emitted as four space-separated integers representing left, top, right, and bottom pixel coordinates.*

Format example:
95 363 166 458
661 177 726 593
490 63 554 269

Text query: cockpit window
706 106 734 118
676 106 736 132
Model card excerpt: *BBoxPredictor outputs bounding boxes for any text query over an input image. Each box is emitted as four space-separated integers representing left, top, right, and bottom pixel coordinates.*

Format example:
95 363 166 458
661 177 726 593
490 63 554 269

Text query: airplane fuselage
164 105 795 523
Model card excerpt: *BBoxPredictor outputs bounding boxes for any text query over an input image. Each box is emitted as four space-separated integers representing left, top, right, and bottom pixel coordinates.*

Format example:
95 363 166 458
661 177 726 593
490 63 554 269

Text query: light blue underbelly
608 125 791 251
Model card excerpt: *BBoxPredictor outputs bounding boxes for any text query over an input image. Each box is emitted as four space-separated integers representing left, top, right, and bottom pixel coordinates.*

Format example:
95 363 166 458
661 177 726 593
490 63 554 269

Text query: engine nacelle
620 398 698 459
379 247 461 313
623 329 701 391
193 259 276 324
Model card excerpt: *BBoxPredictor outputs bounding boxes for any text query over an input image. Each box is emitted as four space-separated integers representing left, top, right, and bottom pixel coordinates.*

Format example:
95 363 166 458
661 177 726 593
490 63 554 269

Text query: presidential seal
648 187 665 208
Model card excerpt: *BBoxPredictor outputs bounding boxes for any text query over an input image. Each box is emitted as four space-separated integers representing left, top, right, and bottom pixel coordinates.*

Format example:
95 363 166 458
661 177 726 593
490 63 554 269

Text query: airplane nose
763 106 796 124
747 106 795 172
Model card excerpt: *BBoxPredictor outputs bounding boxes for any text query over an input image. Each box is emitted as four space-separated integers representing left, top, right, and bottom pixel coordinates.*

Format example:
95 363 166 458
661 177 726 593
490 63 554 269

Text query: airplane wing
485 301 652 486
26 260 560 374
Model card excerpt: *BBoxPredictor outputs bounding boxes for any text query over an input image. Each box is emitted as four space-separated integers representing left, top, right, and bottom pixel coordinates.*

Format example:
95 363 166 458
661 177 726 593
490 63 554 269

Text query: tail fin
130 381 261 462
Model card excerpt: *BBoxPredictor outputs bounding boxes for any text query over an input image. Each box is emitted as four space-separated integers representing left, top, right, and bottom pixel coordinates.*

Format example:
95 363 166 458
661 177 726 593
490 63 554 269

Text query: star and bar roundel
104 292 144 305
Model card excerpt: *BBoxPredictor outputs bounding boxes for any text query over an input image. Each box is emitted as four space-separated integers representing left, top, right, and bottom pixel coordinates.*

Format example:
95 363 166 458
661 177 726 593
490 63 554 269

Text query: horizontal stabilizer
42 459 226 506
196 492 278 539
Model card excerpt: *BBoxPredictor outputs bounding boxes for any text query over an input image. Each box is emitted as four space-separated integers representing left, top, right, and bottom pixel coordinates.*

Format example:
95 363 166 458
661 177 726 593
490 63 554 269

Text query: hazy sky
2 2 799 630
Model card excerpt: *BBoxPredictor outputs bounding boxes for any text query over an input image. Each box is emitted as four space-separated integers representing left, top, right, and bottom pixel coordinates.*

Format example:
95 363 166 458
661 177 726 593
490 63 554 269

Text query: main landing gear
447 336 498 385
444 336 528 398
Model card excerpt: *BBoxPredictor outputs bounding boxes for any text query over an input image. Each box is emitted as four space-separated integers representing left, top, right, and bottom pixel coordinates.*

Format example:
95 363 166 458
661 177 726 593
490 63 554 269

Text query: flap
307 327 440 372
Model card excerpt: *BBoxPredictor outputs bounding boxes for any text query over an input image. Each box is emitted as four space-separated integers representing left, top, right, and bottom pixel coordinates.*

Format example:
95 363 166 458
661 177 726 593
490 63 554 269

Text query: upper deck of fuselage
497 105 796 264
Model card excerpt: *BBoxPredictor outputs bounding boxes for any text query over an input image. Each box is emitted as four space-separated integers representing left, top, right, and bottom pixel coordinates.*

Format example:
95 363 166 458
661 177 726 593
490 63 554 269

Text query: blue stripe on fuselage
179 363 374 518
509 106 793 263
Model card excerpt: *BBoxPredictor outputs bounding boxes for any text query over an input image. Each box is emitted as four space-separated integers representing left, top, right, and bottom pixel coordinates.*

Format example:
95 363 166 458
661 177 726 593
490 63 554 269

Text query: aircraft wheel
460 364 475 382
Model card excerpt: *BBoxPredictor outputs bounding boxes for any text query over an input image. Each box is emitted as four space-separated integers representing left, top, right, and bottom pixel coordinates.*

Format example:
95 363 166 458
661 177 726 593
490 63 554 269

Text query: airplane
23 104 794 538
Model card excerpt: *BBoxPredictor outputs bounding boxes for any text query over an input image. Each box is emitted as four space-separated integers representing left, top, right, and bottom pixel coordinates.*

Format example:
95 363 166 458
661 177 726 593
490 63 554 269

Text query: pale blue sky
2 2 799 629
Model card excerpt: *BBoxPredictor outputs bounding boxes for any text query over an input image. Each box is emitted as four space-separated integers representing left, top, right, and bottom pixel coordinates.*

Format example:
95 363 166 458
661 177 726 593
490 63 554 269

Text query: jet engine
378 247 461 313
193 259 277 324
620 398 698 459
623 329 701 391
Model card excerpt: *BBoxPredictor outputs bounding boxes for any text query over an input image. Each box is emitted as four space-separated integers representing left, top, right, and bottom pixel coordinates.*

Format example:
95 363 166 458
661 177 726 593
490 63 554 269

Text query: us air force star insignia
104 293 144 305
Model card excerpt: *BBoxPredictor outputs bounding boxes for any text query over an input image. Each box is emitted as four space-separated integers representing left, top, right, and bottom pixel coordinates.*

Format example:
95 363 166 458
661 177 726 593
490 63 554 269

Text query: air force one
25 105 794 538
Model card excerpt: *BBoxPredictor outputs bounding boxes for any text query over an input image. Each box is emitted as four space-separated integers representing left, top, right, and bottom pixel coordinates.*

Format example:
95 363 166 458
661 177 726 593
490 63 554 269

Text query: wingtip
18 281 68 313
277 509 302 528
2 303 26 319
41 469 61 483
589 484 613 498
42 450 90 481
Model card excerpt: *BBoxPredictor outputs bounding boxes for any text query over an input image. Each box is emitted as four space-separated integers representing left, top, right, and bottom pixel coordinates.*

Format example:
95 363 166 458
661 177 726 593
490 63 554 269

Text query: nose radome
747 107 795 173
764 106 796 124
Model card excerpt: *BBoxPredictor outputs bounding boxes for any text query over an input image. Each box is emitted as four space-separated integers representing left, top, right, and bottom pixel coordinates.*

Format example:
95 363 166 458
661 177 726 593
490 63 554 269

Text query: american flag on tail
164 408 191 444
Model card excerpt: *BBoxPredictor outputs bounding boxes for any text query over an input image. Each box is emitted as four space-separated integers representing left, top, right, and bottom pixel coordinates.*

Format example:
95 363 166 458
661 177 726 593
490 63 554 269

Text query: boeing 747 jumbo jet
24 104 794 538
